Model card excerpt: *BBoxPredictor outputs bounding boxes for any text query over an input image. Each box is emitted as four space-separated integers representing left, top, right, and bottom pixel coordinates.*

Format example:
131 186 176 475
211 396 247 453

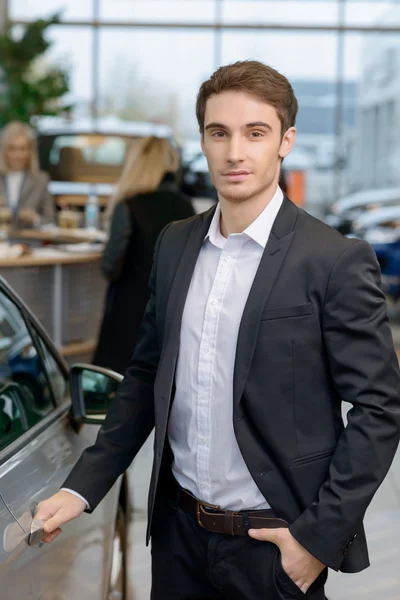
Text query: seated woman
0 121 55 227
93 136 195 374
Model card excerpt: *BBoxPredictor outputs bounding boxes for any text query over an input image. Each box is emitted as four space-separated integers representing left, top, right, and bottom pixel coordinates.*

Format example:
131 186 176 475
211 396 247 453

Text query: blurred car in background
37 116 173 215
181 150 218 203
348 205 400 301
325 186 400 235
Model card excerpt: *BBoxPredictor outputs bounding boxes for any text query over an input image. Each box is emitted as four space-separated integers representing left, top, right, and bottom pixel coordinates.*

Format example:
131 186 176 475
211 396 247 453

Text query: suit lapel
233 196 299 409
159 207 216 396
16 172 32 213
0 175 5 199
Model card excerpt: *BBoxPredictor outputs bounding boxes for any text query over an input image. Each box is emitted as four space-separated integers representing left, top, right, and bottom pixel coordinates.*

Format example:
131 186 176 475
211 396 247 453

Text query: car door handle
28 502 45 547
3 503 46 552
28 519 46 547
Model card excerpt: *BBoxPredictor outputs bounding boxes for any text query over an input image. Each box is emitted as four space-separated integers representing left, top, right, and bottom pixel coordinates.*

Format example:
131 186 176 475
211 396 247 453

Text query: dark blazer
0 171 55 225
92 178 195 374
64 196 400 573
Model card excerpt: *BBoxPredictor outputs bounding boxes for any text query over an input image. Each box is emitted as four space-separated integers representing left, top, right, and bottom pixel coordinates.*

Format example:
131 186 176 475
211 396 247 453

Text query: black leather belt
179 488 289 536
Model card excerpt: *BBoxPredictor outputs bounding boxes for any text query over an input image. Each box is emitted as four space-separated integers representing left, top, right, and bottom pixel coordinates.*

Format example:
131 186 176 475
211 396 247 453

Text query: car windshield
39 134 135 183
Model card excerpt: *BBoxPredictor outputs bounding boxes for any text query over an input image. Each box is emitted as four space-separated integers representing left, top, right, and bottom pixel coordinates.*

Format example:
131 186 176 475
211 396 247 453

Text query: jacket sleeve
101 202 132 281
62 223 172 510
289 239 400 570
39 172 56 224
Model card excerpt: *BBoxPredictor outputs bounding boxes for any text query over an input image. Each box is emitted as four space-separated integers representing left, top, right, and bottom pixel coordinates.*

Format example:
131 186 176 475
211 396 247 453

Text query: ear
279 127 296 159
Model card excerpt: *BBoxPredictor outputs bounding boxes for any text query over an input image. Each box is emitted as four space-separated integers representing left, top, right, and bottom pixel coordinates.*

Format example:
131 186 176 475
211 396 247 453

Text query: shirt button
199 437 206 445
204 347 210 353
225 256 231 262
211 300 216 306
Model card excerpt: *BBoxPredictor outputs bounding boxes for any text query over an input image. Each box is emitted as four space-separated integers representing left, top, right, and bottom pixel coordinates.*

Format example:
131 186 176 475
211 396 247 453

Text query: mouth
223 170 251 182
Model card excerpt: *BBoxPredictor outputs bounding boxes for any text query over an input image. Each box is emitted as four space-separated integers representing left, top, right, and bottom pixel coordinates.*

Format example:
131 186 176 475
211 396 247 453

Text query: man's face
201 91 296 204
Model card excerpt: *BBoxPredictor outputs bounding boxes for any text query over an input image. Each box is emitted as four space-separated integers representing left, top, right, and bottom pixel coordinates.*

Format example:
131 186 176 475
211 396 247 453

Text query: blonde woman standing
0 121 55 226
93 136 195 373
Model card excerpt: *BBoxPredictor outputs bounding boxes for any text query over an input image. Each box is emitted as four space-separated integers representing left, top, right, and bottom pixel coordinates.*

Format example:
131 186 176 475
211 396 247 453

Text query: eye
250 131 264 138
211 131 225 138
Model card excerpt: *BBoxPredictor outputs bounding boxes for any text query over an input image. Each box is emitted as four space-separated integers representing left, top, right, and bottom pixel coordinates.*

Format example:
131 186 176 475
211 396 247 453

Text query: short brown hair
196 60 298 136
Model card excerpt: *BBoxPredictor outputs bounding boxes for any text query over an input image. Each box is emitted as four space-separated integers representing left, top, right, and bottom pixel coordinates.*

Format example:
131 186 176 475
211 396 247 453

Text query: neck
219 182 279 238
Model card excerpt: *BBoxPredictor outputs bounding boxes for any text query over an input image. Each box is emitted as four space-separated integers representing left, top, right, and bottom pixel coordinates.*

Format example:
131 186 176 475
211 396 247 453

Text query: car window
36 337 68 404
0 292 57 452
0 387 25 449
45 134 131 183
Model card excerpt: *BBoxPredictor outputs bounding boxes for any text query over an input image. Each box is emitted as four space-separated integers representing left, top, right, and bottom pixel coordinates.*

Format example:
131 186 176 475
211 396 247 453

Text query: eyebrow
204 121 273 132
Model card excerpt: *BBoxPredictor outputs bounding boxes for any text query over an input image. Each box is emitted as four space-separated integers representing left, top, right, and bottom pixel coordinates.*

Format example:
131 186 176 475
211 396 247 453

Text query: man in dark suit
37 60 400 599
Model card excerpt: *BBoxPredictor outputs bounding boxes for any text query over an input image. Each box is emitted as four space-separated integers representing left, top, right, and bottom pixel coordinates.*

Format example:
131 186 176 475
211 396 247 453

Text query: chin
219 184 259 204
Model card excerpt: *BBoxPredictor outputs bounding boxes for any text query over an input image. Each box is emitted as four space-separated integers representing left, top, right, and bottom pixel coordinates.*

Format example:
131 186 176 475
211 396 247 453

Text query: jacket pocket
261 302 313 321
291 447 335 467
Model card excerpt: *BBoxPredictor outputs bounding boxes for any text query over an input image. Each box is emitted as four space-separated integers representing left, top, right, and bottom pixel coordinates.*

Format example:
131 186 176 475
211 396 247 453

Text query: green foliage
0 14 70 127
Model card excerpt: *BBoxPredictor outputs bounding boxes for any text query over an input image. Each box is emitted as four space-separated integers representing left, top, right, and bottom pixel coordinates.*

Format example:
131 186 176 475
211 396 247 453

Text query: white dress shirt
169 186 284 511
61 488 90 509
6 171 24 213
63 186 283 512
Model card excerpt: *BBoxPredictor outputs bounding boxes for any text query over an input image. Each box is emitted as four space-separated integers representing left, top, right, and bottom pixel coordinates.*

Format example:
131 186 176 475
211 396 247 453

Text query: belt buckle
196 499 220 529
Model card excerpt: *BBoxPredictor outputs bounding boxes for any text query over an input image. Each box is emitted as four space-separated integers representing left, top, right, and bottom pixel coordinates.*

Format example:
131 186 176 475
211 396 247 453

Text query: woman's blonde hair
0 121 40 174
106 136 180 223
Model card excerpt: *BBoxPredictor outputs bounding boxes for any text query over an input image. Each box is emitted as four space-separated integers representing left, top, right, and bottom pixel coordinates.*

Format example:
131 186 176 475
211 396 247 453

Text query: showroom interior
0 1 399 599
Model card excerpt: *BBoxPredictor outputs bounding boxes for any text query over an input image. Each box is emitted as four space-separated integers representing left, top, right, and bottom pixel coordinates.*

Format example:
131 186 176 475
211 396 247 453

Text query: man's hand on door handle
35 491 86 543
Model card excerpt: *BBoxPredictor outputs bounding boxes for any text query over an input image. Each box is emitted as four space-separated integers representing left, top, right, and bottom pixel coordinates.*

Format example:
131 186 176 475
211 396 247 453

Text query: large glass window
0 292 56 451
99 0 216 23
45 26 94 120
9 0 93 21
345 1 400 28
8 0 400 211
221 1 338 26
98 28 215 140
342 32 400 197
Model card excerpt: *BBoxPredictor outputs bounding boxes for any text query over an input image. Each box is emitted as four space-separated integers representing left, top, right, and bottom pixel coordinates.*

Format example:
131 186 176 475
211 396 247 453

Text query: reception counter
9 227 107 245
0 248 106 363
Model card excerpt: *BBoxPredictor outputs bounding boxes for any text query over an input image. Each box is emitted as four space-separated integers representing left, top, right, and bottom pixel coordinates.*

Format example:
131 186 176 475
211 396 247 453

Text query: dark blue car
371 241 400 301
348 205 400 301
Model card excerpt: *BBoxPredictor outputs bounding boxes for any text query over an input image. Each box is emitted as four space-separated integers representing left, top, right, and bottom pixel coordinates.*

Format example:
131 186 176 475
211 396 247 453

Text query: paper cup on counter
58 210 80 229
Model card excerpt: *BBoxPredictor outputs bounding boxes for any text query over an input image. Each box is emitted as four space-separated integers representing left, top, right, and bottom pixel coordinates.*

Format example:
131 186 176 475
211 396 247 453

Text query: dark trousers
151 494 328 600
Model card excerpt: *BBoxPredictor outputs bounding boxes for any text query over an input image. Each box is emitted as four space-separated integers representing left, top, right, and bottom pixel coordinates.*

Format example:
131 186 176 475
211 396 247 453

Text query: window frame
0 276 71 463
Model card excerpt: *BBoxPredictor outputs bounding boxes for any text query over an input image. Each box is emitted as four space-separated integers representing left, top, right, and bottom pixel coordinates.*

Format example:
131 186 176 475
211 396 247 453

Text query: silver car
0 276 130 600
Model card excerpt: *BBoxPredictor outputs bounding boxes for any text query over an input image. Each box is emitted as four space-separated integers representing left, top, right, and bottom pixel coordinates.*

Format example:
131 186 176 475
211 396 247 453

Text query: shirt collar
205 186 284 249
206 203 225 248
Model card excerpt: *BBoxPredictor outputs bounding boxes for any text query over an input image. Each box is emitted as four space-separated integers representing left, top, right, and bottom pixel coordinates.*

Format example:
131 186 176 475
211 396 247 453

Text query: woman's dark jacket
93 176 195 374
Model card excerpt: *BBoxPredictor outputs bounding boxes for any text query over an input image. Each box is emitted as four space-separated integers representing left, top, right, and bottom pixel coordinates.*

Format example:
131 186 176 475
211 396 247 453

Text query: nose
227 135 245 165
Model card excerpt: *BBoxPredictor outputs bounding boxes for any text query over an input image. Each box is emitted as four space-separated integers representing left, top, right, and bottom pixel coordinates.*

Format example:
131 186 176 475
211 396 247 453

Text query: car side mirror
70 363 123 424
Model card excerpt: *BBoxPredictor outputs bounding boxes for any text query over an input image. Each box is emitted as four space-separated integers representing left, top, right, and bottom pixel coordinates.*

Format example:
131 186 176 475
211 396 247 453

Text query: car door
0 283 123 600
0 451 34 600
